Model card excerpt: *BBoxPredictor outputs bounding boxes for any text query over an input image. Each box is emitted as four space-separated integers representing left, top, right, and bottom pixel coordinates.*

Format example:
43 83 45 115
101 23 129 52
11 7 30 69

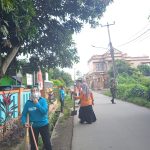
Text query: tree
138 64 150 76
48 68 73 87
0 0 112 78
59 71 73 87
108 60 135 77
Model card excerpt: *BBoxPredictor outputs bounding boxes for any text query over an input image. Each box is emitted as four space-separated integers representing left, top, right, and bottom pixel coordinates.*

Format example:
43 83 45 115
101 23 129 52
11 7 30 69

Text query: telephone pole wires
101 22 116 79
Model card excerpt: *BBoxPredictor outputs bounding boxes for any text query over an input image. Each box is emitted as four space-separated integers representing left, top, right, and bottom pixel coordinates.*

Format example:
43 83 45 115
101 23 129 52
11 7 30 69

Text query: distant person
110 78 117 104
48 88 55 104
21 87 52 150
74 80 96 124
59 86 65 113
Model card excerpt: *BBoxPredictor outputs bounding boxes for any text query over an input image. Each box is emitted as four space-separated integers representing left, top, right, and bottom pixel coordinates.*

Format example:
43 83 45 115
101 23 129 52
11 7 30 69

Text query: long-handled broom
25 114 38 150
71 86 77 116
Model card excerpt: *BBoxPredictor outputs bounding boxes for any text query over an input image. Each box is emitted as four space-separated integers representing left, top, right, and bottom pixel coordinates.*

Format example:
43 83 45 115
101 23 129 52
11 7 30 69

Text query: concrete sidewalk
71 92 150 150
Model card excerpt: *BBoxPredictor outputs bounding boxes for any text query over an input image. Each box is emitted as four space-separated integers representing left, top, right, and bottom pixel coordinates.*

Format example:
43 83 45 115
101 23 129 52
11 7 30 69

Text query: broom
25 114 38 150
71 86 77 116
25 114 30 150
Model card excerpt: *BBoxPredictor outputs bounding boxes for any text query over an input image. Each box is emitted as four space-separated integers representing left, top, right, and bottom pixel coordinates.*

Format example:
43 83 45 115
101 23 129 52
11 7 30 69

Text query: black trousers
60 99 64 112
29 124 52 150
110 89 116 103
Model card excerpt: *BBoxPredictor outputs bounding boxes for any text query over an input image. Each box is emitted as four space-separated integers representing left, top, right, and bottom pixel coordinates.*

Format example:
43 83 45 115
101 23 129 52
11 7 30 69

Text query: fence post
18 87 24 115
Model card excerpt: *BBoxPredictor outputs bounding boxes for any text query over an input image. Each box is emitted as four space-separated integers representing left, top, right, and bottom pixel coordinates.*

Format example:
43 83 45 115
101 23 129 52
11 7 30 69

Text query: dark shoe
93 119 96 122
111 99 115 104
86 122 92 124
80 120 84 124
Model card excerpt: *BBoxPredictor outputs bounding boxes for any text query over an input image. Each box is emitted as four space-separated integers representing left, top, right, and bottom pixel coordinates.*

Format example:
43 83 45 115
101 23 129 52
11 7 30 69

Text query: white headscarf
81 82 90 99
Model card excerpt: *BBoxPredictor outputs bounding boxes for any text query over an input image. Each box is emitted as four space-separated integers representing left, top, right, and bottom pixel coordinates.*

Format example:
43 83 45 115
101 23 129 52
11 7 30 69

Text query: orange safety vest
77 91 93 107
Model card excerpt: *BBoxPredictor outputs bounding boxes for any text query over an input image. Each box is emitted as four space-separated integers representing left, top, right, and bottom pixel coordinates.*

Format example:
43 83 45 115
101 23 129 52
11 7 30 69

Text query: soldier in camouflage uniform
110 78 117 104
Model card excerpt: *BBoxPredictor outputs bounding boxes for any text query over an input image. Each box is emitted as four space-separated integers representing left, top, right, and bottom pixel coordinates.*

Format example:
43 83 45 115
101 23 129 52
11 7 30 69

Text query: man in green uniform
110 78 117 104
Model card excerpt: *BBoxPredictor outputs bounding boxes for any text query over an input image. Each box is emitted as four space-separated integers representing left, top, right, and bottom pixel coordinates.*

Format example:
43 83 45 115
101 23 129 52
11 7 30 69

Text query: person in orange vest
74 80 96 124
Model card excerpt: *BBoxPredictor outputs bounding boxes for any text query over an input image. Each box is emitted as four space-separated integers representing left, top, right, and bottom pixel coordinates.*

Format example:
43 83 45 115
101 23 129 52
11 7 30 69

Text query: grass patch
59 95 74 123
127 97 150 108
38 94 73 149
63 95 74 119
103 89 150 109
103 90 111 96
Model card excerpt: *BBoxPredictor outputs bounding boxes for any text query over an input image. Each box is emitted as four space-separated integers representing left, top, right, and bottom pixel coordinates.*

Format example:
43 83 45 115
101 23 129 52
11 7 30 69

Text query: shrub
116 84 135 100
128 84 148 98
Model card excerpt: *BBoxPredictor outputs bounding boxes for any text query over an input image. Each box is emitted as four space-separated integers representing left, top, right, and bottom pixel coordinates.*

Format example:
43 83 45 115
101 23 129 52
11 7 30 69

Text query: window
96 63 104 71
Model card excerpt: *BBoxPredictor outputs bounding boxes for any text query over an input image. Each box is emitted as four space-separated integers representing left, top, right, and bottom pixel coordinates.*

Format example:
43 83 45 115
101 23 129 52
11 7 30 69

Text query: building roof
88 48 150 64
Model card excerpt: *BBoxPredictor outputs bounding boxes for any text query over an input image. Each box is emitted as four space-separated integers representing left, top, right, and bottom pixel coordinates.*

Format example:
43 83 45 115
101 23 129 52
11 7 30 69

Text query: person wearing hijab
74 80 96 124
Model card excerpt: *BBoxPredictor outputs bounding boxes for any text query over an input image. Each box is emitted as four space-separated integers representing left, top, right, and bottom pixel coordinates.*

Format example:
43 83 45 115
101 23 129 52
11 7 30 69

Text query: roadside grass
102 89 150 109
127 97 150 108
38 94 73 149
60 94 74 122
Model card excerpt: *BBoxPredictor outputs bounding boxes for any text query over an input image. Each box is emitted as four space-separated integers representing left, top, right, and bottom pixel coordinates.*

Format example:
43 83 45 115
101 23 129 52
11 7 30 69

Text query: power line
117 29 150 47
137 32 150 43
126 23 150 40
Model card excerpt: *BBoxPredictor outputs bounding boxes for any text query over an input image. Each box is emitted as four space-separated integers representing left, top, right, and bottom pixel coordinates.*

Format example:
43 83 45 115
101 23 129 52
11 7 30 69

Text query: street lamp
91 45 108 50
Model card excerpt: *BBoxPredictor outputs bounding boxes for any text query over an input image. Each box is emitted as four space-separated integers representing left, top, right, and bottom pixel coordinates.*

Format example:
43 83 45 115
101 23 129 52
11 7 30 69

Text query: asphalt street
72 92 150 150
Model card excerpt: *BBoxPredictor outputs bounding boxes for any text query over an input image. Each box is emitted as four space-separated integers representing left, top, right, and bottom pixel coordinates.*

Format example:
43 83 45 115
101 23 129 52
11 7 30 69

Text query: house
86 49 150 90
0 75 21 86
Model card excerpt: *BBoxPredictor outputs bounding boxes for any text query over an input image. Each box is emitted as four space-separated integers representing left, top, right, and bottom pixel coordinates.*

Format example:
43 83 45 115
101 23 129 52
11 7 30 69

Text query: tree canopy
0 0 112 78
138 64 150 76
47 68 73 87
108 60 135 77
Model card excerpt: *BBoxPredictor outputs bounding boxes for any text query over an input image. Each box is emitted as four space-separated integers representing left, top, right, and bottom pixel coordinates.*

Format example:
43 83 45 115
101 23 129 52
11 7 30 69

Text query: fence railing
0 87 59 142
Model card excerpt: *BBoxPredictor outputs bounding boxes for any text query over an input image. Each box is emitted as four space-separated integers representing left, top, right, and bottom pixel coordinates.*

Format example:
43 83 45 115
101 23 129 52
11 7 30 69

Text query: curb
51 113 74 150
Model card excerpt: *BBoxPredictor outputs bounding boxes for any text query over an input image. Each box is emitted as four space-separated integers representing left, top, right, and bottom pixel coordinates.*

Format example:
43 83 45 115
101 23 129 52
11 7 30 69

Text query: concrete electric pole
101 22 116 79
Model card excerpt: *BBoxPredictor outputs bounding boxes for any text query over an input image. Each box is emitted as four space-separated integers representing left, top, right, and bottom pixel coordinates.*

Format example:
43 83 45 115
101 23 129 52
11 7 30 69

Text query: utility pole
101 22 116 79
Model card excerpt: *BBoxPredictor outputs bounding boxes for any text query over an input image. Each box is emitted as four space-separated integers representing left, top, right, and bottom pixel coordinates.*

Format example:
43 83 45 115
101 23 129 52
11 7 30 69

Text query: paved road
72 92 150 150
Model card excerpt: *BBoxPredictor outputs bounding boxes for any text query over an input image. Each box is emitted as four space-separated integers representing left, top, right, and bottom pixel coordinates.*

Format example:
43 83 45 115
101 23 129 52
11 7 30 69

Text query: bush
127 97 150 108
52 79 64 87
0 119 25 150
117 74 137 84
138 76 150 87
49 110 60 133
128 84 148 98
116 83 148 100
117 84 135 100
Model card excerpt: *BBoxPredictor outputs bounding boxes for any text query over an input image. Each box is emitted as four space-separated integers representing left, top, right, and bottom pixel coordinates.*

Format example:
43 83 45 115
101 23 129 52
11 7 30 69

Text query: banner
37 69 43 90
26 74 33 85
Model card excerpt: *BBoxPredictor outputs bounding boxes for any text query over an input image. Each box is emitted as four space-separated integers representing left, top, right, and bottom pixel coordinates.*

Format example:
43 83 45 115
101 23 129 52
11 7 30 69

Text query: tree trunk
0 46 20 78
0 54 2 69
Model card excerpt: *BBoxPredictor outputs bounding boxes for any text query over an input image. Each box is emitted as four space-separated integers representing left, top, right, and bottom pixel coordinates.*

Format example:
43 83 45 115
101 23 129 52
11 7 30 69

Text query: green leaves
0 92 18 125
138 64 150 76
0 25 8 37
0 0 14 13
1 0 112 77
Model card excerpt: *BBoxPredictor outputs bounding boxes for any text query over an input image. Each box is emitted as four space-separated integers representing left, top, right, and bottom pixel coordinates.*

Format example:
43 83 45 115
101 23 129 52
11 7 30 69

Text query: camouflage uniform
110 78 117 104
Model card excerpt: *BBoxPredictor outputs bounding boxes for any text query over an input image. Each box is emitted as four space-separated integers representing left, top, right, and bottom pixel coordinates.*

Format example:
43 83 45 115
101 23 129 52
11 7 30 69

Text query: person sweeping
21 87 52 150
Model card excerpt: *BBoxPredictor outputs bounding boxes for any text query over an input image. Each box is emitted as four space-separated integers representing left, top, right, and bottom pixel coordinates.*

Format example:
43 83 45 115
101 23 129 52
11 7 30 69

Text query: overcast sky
65 0 150 78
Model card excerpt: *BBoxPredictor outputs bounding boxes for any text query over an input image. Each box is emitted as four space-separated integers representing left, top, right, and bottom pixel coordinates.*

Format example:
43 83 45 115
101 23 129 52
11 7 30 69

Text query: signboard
26 74 33 85
44 81 53 89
